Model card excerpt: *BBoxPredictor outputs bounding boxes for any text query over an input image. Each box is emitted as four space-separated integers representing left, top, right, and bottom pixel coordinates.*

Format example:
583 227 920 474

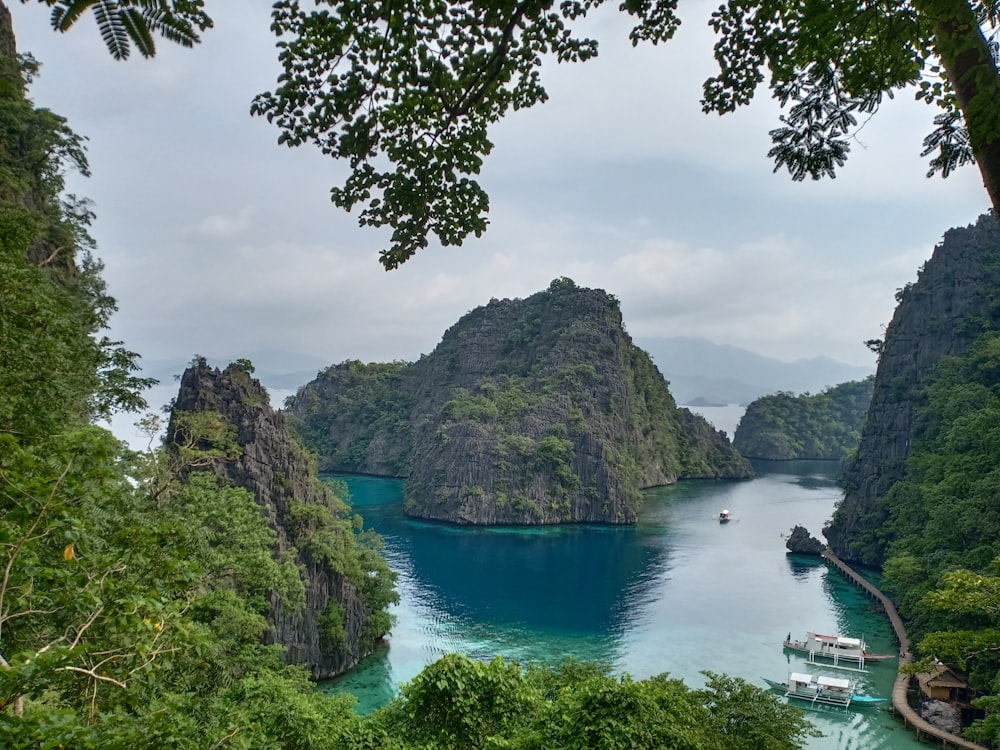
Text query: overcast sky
9 1 991 375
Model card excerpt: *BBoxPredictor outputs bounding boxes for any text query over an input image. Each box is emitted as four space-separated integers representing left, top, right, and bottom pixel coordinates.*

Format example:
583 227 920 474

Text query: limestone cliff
288 278 752 525
825 213 1000 565
167 360 396 679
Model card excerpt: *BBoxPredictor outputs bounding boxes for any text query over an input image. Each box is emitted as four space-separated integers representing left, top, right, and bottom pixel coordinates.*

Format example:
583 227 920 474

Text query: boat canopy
809 632 863 648
818 675 851 689
789 672 814 684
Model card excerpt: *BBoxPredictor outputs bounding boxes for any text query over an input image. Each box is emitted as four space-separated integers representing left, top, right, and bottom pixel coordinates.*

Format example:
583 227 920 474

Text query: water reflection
786 553 828 582
323 466 929 748
388 522 665 634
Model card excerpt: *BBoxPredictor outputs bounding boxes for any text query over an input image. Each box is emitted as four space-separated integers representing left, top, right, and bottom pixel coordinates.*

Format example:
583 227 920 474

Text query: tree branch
59 665 127 688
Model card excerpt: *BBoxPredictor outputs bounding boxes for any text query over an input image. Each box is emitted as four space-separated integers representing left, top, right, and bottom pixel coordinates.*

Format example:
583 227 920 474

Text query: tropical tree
250 0 1000 268
14 1 1000 268
353 654 818 750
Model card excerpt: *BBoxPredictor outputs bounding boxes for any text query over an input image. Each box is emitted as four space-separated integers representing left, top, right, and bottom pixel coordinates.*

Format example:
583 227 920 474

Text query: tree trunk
916 0 1000 218
0 652 24 717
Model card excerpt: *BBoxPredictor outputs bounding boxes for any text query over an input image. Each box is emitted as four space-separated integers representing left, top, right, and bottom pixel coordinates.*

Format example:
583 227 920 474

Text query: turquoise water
324 463 928 749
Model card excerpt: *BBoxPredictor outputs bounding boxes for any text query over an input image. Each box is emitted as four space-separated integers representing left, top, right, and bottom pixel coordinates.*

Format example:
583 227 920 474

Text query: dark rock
920 700 962 734
167 360 392 679
786 525 826 556
826 213 1000 565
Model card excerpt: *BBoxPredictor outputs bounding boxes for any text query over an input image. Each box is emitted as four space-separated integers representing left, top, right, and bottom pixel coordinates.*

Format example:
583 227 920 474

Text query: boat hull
783 636 894 664
762 678 886 708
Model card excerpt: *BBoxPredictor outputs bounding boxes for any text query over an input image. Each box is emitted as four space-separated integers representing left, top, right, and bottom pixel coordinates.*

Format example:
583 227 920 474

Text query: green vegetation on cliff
287 278 752 526
856 332 1000 743
813 214 1000 743
0 10 817 749
827 214 1000 566
733 378 874 460
0 33 396 745
168 359 399 675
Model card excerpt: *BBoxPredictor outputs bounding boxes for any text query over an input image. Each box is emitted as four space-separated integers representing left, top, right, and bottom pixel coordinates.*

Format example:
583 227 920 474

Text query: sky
8 1 992 378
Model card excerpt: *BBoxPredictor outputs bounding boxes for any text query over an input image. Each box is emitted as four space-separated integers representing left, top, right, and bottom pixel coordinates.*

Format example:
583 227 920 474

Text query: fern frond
50 0 96 33
143 8 200 49
45 0 211 58
119 7 157 58
91 0 131 61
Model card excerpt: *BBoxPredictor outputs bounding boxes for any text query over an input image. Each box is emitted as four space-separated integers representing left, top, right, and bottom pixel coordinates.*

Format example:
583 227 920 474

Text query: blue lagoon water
325 463 928 749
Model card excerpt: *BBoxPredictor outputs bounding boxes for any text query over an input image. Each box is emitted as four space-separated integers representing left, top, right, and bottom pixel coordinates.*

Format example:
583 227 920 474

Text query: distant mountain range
633 337 873 406
139 339 872 410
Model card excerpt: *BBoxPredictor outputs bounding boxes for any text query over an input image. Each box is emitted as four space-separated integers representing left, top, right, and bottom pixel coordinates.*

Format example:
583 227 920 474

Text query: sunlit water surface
323 458 928 750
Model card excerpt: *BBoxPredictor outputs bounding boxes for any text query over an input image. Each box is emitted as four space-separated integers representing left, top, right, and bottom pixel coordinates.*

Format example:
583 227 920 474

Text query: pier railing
821 548 989 750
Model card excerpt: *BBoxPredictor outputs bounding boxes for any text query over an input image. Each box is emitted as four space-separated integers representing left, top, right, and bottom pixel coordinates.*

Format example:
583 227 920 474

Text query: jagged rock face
288 279 752 525
825 213 1000 565
169 361 375 679
785 525 825 556
920 700 961 734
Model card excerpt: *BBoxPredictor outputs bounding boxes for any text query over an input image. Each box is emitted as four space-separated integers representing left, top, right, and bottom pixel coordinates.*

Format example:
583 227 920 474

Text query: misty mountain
634 337 873 405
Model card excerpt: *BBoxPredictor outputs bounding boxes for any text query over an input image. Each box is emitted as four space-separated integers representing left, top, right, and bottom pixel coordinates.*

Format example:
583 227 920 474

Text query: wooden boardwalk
821 549 988 750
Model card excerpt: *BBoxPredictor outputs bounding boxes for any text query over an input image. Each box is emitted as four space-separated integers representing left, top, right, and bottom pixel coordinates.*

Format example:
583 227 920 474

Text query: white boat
763 672 886 708
718 509 731 523
783 631 894 667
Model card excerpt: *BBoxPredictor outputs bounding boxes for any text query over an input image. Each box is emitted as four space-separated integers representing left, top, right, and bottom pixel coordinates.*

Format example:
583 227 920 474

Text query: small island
287 278 753 526
684 397 729 407
732 378 874 460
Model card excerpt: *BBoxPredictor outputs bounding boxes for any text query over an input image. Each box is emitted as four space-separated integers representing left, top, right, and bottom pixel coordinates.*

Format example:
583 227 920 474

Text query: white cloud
183 208 255 241
7 2 990 378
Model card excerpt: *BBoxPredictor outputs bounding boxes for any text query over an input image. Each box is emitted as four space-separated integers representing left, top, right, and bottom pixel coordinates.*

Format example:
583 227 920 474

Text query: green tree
353 655 817 750
696 671 821 750
18 1 1000 268
250 0 1000 268
0 27 154 436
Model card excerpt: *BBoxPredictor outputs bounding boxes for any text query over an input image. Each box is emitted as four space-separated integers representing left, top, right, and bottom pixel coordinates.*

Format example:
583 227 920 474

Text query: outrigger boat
783 631 894 669
763 672 886 708
718 509 731 523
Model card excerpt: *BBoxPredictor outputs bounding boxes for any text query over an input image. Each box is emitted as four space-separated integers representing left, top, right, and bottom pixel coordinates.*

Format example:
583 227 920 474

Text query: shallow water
324 463 929 749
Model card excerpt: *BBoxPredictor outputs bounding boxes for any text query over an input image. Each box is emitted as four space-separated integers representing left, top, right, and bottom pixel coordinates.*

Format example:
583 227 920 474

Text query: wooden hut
917 661 970 703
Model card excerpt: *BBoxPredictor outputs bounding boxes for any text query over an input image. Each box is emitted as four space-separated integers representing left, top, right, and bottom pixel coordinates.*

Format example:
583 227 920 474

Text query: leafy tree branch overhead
19 0 212 59
17 0 1000 268
252 0 1000 269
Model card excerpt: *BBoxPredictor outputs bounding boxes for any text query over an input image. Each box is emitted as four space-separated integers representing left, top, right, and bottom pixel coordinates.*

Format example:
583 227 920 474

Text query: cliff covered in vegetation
168 360 397 679
288 279 752 525
825 213 1000 566
0 14 808 746
811 215 1000 744
732 378 874 460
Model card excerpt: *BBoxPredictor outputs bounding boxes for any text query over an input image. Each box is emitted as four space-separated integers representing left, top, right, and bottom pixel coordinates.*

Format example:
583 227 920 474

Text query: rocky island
733 378 874 460
287 278 752 525
168 360 397 678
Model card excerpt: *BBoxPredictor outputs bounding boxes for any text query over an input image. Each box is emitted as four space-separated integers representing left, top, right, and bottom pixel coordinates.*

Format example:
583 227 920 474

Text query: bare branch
59 665 127 688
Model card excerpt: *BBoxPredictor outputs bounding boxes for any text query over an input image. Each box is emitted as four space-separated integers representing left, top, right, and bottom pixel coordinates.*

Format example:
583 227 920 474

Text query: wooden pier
821 548 988 750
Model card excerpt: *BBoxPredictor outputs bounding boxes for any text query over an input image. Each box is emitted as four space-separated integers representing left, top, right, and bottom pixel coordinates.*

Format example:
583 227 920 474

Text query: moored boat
763 672 886 708
783 631 894 667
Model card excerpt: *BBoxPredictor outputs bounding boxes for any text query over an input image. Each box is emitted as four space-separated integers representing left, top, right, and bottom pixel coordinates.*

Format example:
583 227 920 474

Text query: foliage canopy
250 0 1000 267
19 0 1000 267
733 377 874 460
